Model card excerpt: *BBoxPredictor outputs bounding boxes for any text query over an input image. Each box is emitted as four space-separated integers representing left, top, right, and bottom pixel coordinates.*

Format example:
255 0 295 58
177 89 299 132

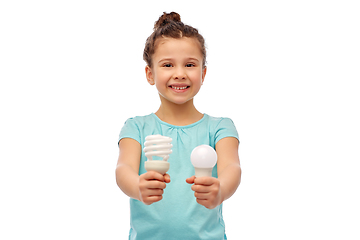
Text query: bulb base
145 161 170 175
194 167 213 177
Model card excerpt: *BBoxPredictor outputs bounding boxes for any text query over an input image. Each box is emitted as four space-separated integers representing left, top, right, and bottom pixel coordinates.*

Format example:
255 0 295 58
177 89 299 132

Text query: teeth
171 86 188 90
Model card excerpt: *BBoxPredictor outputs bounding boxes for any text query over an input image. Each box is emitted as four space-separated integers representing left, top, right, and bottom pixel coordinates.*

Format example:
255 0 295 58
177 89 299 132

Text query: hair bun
154 12 181 30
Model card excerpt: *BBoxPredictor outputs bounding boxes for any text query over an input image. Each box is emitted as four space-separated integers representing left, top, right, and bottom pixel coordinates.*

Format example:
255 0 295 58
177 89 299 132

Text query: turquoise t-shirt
118 113 239 240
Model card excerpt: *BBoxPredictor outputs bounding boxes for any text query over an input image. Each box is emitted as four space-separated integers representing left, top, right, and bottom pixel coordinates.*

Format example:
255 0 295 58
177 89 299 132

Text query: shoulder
124 113 154 123
119 114 156 144
122 113 156 127
205 114 236 128
204 114 239 145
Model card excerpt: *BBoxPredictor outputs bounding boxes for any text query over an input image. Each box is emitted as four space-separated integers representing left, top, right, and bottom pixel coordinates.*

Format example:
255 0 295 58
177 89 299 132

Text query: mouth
169 85 190 90
169 84 190 92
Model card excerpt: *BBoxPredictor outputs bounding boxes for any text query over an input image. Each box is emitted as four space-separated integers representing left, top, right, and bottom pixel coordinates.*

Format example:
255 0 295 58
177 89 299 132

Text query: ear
201 66 207 85
145 65 155 85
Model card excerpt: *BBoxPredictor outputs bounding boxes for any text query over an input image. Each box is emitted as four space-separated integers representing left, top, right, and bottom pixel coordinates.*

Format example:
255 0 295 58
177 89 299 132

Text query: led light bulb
143 135 172 175
190 145 217 177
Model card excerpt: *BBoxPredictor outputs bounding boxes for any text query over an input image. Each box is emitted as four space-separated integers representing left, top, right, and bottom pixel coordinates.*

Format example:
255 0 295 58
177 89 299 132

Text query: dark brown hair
143 12 207 68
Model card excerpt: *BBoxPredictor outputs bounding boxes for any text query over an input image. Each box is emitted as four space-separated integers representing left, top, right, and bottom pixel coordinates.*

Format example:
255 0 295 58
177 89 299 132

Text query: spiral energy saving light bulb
191 145 218 177
143 135 173 175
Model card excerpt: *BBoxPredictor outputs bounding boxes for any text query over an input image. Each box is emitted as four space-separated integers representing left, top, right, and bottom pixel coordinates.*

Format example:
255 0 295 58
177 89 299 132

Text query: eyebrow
158 58 173 63
187 58 200 62
158 57 200 64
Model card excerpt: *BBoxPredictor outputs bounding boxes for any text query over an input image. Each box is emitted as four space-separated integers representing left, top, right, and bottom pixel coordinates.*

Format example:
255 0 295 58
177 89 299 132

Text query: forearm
116 163 140 201
218 163 241 203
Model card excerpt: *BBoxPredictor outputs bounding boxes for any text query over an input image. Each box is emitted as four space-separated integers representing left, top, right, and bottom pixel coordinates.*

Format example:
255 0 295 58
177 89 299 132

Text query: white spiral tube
143 135 173 161
143 135 172 174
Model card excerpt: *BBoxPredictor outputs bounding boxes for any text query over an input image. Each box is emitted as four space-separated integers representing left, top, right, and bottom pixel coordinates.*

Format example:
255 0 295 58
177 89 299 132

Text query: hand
186 176 222 209
138 171 170 205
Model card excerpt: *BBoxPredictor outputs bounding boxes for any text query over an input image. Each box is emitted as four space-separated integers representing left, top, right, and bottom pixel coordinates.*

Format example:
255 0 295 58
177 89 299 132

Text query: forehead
153 37 203 60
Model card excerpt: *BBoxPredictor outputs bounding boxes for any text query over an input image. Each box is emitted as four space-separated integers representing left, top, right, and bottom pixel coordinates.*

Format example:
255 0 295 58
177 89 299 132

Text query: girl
116 12 241 240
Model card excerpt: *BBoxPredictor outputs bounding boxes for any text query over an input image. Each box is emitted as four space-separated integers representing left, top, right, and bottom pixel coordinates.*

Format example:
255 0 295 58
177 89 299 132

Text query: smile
170 86 189 90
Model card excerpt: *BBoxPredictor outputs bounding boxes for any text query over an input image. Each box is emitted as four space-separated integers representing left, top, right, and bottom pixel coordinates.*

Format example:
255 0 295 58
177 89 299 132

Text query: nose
174 66 186 80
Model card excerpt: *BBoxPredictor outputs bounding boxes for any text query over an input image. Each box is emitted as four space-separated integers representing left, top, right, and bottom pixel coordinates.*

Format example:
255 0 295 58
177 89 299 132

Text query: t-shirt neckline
151 113 207 128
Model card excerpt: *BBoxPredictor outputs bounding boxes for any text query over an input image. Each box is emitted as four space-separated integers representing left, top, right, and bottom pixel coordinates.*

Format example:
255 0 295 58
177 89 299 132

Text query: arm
116 138 142 201
216 137 241 202
186 137 241 209
116 138 170 205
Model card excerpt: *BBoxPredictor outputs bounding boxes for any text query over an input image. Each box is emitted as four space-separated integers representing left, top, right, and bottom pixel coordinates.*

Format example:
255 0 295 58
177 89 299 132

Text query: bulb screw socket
194 167 213 177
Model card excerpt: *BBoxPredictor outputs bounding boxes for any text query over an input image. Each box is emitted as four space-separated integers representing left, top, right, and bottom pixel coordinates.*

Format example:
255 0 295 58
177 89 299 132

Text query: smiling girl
116 12 241 240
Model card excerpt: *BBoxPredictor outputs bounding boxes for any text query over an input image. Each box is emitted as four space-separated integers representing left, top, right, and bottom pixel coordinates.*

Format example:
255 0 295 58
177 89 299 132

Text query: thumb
186 176 196 184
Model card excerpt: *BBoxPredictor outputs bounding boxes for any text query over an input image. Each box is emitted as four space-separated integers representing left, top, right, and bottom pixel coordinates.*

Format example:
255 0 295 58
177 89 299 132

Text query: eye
186 63 195 67
163 63 173 67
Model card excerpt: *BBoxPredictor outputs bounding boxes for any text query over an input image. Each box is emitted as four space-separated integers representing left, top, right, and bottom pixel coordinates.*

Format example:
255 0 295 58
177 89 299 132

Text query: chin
163 97 193 106
169 99 190 105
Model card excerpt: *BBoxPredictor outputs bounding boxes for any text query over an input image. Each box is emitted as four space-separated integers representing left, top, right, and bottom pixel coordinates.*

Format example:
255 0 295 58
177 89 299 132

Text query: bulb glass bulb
190 145 217 177
143 134 172 174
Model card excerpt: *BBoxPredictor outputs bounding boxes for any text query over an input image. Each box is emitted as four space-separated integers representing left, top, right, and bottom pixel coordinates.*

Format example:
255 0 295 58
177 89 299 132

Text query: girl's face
146 37 206 106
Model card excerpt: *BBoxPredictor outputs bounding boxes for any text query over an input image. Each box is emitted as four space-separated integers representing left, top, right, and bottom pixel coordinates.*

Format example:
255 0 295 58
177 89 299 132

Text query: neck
155 98 203 126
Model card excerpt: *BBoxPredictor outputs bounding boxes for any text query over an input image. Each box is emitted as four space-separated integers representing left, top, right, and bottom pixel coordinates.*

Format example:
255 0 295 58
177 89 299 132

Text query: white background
1 0 359 239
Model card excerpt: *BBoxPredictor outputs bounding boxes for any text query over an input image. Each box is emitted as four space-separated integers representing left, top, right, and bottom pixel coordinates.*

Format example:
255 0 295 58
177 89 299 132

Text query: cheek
190 72 204 86
155 70 171 82
154 77 170 92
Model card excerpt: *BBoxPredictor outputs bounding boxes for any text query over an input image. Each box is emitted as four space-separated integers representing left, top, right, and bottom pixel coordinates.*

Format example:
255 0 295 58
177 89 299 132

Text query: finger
141 188 164 198
144 171 165 182
194 176 215 186
147 188 164 196
186 176 196 184
143 195 163 205
194 192 209 200
196 199 210 209
191 184 210 193
147 180 167 190
163 173 171 183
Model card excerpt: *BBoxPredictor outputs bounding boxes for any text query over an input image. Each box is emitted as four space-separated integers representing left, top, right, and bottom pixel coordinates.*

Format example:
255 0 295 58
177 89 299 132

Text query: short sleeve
118 118 141 145
214 118 239 145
